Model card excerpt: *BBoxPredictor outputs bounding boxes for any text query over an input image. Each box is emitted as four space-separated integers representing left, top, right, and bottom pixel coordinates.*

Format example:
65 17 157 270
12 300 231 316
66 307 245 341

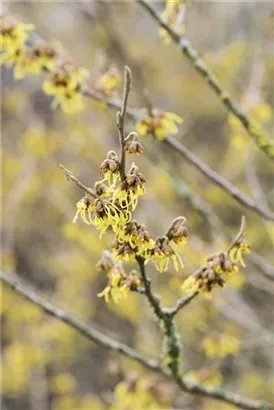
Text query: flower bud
124 140 144 155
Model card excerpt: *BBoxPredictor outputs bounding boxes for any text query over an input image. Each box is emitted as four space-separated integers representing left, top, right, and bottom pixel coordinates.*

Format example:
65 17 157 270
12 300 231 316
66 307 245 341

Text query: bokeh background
1 2 274 410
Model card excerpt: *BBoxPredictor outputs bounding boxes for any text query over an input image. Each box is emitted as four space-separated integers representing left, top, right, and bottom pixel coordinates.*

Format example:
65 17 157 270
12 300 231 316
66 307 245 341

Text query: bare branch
164 137 274 221
228 215 246 252
83 89 274 222
245 151 272 213
145 148 274 281
59 164 97 199
137 0 274 161
135 255 166 321
0 271 159 371
1 271 273 410
164 292 198 317
116 66 132 180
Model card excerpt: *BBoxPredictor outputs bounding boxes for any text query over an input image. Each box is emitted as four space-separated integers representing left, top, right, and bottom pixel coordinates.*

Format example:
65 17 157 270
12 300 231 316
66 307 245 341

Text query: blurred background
1 1 274 409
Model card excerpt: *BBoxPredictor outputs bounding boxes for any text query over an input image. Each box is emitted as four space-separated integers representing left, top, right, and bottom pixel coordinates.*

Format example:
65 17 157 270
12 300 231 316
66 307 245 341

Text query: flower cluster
111 220 155 264
144 217 188 273
182 235 250 298
1 18 34 65
160 0 187 44
136 109 183 140
202 335 240 359
1 16 89 114
124 132 144 156
73 147 147 241
99 150 121 187
113 163 147 211
92 65 122 98
229 240 250 267
117 220 155 252
96 253 140 304
150 236 184 273
72 148 188 280
110 217 187 273
111 371 175 410
0 18 57 79
42 61 89 114
166 216 188 246
73 194 129 238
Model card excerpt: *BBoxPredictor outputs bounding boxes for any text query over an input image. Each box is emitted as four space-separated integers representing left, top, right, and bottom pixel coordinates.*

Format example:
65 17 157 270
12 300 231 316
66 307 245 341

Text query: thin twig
228 215 246 252
60 145 274 279
82 89 274 222
0 271 159 371
1 271 273 410
164 136 274 221
5 14 273 219
245 150 272 214
116 66 132 181
165 292 198 317
59 164 97 199
82 87 137 121
136 255 183 378
135 255 166 320
137 0 274 161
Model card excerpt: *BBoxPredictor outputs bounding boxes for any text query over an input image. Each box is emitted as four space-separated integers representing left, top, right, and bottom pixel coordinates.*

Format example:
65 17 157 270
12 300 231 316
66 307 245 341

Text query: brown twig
228 215 246 252
116 66 132 181
59 164 97 199
136 255 166 321
1 271 273 410
137 0 274 161
164 136 274 222
82 89 274 222
165 292 198 317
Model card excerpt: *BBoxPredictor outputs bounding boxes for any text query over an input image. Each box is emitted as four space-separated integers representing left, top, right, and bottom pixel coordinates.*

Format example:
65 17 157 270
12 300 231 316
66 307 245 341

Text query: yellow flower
124 139 144 156
181 247 248 298
72 197 95 225
150 237 184 273
94 181 112 198
112 239 136 263
167 217 188 246
1 18 34 55
13 44 57 79
181 266 226 298
113 163 147 211
136 110 183 140
93 65 122 97
251 102 272 123
90 198 130 237
159 0 186 44
52 91 85 114
99 151 121 187
181 276 199 293
229 242 250 267
202 335 240 358
111 372 171 410
42 64 88 114
116 220 155 253
97 269 130 304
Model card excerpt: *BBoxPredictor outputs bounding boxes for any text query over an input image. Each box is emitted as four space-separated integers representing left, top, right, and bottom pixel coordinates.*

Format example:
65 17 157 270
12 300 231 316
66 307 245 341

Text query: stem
165 292 198 317
59 164 97 199
0 271 159 371
135 255 165 320
135 256 182 378
165 137 274 222
117 66 132 181
1 271 273 410
137 0 274 161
